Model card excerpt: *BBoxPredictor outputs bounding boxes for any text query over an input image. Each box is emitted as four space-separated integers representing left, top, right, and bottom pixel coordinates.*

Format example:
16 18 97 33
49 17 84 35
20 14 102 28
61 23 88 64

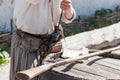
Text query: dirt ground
0 63 10 80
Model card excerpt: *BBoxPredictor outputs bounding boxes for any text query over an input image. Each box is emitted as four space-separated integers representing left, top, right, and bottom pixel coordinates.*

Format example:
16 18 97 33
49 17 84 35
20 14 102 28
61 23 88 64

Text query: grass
0 46 10 65
63 20 112 37
63 17 115 37
0 58 10 66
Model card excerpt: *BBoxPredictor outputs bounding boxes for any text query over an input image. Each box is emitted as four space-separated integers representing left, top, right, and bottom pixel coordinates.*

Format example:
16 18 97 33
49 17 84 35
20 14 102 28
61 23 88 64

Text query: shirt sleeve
25 0 39 5
62 8 76 24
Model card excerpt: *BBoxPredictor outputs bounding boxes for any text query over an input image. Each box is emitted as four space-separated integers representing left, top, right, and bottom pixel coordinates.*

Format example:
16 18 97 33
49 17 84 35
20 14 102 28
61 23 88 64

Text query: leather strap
16 29 51 38
57 10 63 29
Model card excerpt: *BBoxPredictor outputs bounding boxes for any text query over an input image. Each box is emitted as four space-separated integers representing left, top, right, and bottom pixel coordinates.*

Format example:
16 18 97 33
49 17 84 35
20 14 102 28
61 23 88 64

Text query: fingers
62 0 71 3
61 0 72 11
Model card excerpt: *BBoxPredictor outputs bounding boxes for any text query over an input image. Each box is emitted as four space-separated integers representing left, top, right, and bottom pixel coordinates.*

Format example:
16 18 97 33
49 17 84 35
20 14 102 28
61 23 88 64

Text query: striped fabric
10 32 50 80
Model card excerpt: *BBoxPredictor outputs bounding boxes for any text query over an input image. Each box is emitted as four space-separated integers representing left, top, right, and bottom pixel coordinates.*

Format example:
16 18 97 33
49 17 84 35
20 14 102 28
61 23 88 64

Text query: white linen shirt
13 0 76 34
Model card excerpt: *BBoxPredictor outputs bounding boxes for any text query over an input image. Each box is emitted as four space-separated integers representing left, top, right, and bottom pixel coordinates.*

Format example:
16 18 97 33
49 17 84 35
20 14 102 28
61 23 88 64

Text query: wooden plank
70 63 120 79
53 66 85 79
88 62 120 77
53 60 120 79
52 56 120 79
86 56 120 71
97 61 120 70
87 56 120 66
39 70 84 80
85 56 120 75
44 56 120 80
53 64 105 80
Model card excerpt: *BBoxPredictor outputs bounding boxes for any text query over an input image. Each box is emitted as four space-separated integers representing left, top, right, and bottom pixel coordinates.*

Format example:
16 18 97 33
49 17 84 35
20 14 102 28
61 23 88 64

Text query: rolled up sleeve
62 8 76 24
25 0 39 5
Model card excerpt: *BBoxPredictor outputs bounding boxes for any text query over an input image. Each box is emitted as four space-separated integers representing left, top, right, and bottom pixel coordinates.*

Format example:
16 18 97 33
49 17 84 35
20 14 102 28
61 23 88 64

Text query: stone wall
72 0 120 18
0 0 14 33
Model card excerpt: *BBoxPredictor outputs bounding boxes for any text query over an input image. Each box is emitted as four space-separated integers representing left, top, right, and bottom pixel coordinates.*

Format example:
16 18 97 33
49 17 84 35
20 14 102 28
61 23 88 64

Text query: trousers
10 32 51 80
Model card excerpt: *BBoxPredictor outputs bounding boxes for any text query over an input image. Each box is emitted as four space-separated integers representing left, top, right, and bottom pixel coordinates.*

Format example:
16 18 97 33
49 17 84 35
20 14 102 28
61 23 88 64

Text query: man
10 0 76 80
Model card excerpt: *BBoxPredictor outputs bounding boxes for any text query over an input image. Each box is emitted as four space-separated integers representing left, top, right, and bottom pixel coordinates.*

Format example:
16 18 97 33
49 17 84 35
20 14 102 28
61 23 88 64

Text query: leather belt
16 29 51 38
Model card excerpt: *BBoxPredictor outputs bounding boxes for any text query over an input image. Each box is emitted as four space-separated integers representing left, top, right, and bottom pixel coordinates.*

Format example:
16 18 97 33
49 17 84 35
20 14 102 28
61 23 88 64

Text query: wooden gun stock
16 64 53 80
16 46 120 80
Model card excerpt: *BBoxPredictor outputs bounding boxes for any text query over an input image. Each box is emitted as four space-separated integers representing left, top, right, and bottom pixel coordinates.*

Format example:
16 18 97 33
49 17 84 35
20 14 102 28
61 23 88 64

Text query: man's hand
60 0 74 20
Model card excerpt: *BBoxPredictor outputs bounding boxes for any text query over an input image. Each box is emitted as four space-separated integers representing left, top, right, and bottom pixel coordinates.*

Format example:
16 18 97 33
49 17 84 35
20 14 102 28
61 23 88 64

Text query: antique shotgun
16 45 120 80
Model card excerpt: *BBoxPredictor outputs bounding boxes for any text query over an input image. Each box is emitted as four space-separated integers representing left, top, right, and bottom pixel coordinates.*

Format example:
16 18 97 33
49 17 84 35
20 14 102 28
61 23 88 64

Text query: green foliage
95 8 112 17
64 18 112 37
0 47 9 65
94 20 111 28
64 8 114 37
64 27 81 36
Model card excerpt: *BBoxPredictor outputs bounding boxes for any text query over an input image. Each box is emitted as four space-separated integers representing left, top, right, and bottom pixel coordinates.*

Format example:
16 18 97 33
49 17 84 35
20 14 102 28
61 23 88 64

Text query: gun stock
16 45 120 80
16 64 54 80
